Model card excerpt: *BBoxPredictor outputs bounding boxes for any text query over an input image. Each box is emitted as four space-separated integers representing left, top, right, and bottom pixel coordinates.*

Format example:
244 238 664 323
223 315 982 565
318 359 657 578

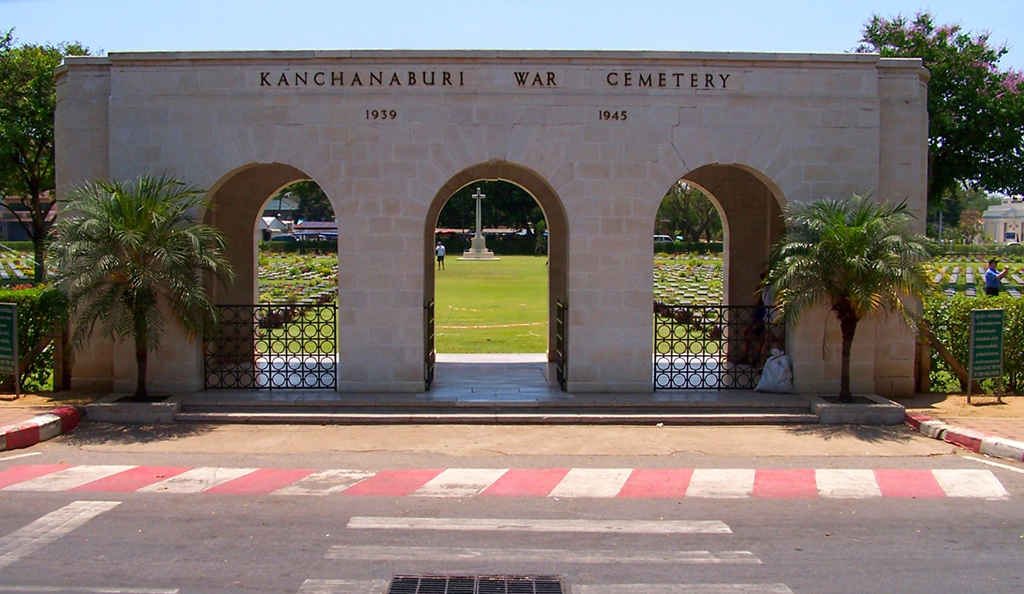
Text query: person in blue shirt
984 258 1010 296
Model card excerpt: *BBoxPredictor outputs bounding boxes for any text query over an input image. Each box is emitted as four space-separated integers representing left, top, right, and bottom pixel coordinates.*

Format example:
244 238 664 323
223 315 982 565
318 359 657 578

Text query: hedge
654 240 723 255
934 242 1024 258
0 286 69 391
258 240 337 254
923 293 1024 393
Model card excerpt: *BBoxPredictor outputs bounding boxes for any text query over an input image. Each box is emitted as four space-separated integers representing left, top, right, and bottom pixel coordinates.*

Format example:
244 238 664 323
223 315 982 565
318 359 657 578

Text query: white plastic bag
755 348 793 393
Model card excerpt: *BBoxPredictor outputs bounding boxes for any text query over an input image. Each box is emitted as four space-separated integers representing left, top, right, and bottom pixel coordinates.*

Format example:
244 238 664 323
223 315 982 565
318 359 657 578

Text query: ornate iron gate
424 299 435 390
204 304 337 389
653 302 782 390
555 299 567 391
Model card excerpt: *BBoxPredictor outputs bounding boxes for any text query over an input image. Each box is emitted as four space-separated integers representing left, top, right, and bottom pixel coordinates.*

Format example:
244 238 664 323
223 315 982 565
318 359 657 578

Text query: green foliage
51 175 234 397
258 240 337 254
923 294 1024 392
0 29 90 281
656 181 723 243
859 13 1024 214
268 180 334 221
1 241 34 252
768 194 931 399
654 240 723 255
0 286 68 391
437 180 544 234
435 235 544 255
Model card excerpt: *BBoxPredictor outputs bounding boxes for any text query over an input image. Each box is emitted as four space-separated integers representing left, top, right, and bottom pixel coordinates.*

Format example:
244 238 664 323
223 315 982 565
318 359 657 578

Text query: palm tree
51 175 233 398
766 194 930 402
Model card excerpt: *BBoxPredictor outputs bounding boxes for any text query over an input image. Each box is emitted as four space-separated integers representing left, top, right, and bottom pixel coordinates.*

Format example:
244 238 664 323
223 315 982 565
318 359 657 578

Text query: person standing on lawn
436 241 446 270
984 258 1009 296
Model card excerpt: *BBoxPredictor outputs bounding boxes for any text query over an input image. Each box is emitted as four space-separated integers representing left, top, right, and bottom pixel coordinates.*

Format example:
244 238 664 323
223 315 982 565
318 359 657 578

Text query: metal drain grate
388 575 564 594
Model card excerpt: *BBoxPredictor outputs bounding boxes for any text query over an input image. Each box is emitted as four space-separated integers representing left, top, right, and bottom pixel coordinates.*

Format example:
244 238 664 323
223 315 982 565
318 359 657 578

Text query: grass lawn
435 255 548 353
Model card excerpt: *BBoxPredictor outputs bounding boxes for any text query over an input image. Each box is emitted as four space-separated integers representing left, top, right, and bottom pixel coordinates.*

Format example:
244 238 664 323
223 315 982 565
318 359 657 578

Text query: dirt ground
0 391 101 406
895 392 1024 418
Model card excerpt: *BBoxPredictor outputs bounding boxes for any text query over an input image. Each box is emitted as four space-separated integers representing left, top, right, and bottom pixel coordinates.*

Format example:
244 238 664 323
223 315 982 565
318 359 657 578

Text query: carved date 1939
366 109 398 120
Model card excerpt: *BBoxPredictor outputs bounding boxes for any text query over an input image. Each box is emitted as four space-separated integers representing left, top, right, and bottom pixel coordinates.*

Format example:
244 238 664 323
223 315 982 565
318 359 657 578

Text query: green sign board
0 303 16 376
969 309 1004 380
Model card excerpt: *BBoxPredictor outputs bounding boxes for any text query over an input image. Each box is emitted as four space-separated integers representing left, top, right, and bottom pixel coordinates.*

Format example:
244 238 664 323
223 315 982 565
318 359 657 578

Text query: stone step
174 410 819 425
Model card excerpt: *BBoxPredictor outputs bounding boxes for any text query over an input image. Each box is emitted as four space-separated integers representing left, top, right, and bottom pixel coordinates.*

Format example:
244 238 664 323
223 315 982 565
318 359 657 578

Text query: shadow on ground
785 424 916 443
62 421 216 445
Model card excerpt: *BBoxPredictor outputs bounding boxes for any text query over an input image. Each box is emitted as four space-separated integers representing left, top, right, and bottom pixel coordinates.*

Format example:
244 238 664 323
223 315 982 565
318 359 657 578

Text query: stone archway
680 164 786 308
204 163 316 305
652 164 786 390
203 163 339 390
424 160 569 377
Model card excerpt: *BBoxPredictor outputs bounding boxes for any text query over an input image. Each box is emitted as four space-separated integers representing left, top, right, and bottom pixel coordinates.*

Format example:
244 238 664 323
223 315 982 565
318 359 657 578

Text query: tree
0 29 89 281
438 180 544 234
858 13 1024 225
656 181 722 242
51 176 234 398
269 180 334 221
766 194 930 401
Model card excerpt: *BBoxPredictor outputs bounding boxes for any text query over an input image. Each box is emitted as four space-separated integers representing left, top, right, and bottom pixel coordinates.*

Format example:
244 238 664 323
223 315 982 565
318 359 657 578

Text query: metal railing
653 302 782 390
424 299 435 390
204 304 337 389
555 299 567 391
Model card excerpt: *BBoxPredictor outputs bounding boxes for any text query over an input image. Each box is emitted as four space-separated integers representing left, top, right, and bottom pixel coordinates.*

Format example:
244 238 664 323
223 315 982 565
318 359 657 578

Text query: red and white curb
0 406 81 451
906 412 1024 463
0 464 1010 499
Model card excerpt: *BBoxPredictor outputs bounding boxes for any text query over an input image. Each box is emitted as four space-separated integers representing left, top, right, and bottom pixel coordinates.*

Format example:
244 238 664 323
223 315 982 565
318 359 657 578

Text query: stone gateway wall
54 50 928 397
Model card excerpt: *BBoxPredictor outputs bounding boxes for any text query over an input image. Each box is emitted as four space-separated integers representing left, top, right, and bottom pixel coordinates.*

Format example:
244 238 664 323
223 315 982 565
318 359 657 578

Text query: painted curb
0 406 81 451
905 412 1024 463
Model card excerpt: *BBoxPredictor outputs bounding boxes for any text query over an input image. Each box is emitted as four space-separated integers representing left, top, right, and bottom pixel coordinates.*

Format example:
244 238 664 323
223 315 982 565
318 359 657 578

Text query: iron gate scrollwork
424 299 435 390
555 299 567 391
204 304 337 389
654 302 782 390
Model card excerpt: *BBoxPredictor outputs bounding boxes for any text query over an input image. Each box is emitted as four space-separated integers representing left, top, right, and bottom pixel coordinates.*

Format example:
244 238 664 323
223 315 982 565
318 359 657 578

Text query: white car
653 235 674 244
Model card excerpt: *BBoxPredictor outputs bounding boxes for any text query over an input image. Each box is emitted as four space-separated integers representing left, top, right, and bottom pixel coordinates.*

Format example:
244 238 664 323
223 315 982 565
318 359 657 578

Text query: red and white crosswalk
0 464 1010 498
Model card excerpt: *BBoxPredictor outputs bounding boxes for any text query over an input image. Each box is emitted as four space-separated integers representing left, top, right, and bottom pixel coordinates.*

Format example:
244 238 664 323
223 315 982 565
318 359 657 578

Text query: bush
435 235 545 255
923 293 1024 393
0 286 69 391
259 240 336 254
0 241 35 252
654 240 723 254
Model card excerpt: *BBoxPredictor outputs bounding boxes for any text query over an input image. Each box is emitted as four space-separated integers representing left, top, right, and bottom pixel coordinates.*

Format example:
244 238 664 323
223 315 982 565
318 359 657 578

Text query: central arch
424 160 569 387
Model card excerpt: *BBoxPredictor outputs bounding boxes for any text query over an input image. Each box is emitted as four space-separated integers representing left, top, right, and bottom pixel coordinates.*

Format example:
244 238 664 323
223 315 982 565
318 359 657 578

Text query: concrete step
174 411 819 425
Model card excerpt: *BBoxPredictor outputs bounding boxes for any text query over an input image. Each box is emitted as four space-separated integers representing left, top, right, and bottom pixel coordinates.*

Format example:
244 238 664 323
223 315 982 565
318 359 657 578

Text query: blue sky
3 0 1022 70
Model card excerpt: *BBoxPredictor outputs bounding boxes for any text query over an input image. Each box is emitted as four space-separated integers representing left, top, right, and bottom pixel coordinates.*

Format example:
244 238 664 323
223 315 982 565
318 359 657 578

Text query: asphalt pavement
0 422 1021 593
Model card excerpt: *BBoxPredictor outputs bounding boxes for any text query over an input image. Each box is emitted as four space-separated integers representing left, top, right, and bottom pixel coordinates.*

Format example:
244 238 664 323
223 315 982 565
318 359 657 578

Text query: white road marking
414 468 508 497
273 469 375 496
137 467 257 493
548 468 632 498
346 517 731 534
0 452 41 462
296 579 388 594
687 469 755 498
2 465 134 492
815 469 881 498
964 455 1024 475
932 469 1009 499
576 585 793 593
0 501 121 570
325 545 759 564
0 586 178 593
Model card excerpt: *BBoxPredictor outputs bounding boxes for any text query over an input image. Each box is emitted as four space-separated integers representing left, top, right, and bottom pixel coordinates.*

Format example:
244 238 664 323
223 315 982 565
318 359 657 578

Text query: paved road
0 430 1019 589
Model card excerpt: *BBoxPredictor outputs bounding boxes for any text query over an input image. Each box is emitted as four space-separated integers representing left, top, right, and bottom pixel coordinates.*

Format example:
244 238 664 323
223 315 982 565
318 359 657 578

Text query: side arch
203 162 314 305
678 163 786 308
424 160 568 359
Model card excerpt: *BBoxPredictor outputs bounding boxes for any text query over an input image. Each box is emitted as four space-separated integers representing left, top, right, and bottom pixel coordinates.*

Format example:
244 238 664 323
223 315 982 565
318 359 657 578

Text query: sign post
0 303 18 400
967 309 1004 404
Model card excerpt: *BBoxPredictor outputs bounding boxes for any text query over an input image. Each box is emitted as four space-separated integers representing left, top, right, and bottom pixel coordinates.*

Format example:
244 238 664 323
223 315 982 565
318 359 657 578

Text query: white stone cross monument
458 186 499 260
